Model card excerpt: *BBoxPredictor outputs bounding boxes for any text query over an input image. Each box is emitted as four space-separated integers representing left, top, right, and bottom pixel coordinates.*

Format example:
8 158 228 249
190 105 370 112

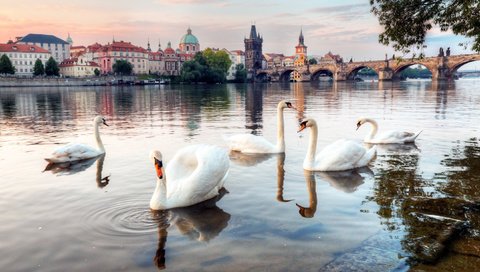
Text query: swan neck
152 173 168 209
94 122 105 153
276 106 285 152
305 124 318 169
366 119 378 140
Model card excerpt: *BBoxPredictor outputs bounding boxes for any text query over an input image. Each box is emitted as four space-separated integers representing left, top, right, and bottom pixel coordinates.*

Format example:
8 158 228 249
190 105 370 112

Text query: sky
0 0 477 66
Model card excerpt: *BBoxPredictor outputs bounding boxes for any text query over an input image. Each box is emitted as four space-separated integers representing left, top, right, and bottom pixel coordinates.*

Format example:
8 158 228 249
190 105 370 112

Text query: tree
112 60 133 75
45 57 59 76
234 64 247 83
370 1 480 52
33 59 45 76
180 50 232 84
94 68 100 76
0 54 15 74
308 58 318 65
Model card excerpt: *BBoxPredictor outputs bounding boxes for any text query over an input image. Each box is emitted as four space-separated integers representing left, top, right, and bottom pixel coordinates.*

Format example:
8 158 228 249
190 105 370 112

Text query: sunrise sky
0 0 476 63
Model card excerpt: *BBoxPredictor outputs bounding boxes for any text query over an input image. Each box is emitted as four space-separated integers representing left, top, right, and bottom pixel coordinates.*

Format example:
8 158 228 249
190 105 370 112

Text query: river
1 79 479 271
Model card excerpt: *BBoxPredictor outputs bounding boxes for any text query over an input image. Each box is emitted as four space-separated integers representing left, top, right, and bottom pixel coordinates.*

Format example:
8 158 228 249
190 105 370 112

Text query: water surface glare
1 81 480 271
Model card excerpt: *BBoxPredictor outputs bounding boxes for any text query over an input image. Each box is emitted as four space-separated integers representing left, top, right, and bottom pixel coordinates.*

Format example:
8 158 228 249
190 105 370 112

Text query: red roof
100 41 147 53
71 46 86 50
164 47 175 54
59 57 99 67
0 43 49 53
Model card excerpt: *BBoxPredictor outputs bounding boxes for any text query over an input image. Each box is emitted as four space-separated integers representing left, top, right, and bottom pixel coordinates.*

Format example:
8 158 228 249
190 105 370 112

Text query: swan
45 116 108 163
225 100 295 153
356 117 422 144
298 118 376 171
149 144 230 210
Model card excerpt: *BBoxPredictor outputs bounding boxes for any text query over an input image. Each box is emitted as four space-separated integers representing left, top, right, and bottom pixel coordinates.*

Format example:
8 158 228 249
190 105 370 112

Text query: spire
147 38 151 51
113 35 115 43
158 40 162 52
167 41 172 48
249 25 257 39
299 27 304 45
187 26 192 35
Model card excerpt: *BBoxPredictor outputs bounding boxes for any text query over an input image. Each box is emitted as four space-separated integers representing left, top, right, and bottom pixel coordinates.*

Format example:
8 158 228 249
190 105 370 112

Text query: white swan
356 117 422 144
225 100 295 153
149 144 230 210
298 118 376 171
45 116 108 163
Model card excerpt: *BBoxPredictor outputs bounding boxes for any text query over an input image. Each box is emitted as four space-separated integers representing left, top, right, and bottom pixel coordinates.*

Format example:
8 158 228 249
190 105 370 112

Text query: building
162 42 181 76
0 43 51 76
148 41 165 75
16 33 70 63
179 27 200 58
244 25 263 78
263 53 285 68
59 54 100 77
70 46 86 57
223 49 245 81
294 29 307 67
320 51 343 64
94 40 149 75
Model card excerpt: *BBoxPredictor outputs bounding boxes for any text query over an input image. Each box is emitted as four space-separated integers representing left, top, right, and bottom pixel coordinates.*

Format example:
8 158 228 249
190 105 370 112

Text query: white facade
0 43 51 76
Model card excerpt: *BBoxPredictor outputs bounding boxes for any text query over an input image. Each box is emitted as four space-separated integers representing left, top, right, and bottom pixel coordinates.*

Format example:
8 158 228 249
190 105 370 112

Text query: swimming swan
225 100 295 153
356 117 422 144
45 116 108 163
149 144 230 210
298 118 376 171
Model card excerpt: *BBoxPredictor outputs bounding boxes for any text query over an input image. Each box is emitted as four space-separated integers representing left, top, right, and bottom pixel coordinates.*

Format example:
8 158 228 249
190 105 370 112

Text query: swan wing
225 134 277 153
166 145 229 208
45 143 101 163
315 140 367 171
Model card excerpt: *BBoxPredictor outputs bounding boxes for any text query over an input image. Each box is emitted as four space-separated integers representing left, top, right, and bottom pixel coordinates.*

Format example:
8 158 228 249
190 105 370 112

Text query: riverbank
0 76 138 87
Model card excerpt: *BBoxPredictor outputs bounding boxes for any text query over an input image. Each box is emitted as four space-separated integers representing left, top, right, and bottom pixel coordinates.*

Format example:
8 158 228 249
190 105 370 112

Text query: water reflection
43 154 110 188
244 84 265 134
150 188 230 270
316 167 372 193
228 151 274 167
296 170 317 218
365 143 419 153
275 153 292 203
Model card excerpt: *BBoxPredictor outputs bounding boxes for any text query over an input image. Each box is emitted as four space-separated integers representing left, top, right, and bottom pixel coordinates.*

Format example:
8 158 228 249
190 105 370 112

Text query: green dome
180 28 199 44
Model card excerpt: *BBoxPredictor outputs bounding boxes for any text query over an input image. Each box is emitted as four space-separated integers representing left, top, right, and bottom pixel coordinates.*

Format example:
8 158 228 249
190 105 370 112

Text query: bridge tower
244 25 263 81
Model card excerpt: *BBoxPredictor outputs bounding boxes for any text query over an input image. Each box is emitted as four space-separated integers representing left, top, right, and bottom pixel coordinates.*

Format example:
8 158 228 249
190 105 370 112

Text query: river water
0 80 479 271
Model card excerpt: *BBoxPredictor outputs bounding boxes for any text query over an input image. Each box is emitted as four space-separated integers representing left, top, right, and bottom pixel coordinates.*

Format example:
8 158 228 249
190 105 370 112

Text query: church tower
244 24 263 78
294 28 308 67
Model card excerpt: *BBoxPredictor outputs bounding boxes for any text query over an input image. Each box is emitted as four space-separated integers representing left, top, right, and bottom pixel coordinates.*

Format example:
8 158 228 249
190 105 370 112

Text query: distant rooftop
18 34 69 45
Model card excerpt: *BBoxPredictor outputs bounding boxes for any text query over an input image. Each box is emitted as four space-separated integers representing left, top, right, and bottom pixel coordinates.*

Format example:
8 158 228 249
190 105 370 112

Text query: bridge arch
450 58 480 73
393 63 434 80
255 72 269 82
346 66 379 80
279 69 296 82
310 68 334 81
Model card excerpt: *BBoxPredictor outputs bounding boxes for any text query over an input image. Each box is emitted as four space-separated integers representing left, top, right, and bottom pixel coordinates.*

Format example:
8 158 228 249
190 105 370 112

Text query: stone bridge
255 54 480 82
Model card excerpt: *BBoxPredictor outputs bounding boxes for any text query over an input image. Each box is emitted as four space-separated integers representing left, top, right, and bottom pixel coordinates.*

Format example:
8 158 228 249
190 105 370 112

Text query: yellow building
59 54 100 77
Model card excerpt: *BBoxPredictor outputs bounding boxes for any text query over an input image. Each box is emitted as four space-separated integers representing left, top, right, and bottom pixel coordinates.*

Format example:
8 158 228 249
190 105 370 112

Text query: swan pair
224 100 377 171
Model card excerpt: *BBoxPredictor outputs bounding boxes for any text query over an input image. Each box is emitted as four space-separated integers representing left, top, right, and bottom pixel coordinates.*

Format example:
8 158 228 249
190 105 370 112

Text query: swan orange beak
154 159 163 179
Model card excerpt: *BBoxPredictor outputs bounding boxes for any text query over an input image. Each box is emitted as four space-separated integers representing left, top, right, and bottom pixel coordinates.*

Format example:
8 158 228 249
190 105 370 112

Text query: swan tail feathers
357 145 377 168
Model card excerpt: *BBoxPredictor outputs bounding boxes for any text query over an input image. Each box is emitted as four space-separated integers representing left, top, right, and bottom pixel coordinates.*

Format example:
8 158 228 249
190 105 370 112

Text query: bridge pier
378 67 393 81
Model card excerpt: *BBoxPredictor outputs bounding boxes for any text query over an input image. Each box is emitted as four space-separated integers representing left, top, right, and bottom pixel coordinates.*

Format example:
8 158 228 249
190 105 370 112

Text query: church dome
179 28 199 44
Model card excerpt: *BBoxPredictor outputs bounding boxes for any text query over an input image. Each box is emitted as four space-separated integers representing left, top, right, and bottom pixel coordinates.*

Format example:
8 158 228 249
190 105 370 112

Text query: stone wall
0 76 136 87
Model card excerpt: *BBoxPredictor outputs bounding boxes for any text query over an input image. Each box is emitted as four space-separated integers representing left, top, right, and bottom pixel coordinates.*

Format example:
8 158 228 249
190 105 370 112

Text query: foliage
94 68 100 76
399 66 432 79
370 0 480 52
45 57 59 76
0 54 15 74
234 64 247 83
308 58 318 65
181 50 233 84
33 59 44 76
112 60 133 75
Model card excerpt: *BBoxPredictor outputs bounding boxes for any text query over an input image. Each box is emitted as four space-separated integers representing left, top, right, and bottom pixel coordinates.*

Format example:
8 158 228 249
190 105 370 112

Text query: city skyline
0 0 477 64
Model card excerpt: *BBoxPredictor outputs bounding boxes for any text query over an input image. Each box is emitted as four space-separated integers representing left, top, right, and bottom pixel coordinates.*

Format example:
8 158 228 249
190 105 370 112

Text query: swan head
297 119 316 133
94 115 109 127
278 100 296 110
150 150 164 179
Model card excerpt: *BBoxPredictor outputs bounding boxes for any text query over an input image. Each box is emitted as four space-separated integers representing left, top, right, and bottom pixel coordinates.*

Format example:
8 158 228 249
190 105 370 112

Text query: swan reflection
275 153 292 202
228 151 274 166
43 154 110 188
365 142 419 153
150 188 230 270
296 170 317 218
315 167 373 193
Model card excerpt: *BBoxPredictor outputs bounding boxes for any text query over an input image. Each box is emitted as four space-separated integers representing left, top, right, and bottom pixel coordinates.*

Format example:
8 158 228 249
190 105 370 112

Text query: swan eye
286 102 292 108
